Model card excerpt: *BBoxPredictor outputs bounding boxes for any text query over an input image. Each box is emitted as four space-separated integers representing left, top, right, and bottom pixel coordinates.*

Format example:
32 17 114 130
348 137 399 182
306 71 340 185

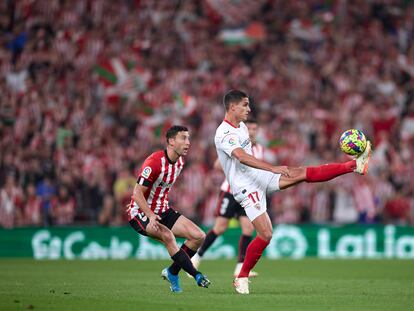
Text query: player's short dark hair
166 125 188 143
223 89 248 111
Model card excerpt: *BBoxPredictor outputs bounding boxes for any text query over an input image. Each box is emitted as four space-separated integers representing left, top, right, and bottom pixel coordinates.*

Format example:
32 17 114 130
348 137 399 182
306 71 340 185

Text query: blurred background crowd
1 0 414 228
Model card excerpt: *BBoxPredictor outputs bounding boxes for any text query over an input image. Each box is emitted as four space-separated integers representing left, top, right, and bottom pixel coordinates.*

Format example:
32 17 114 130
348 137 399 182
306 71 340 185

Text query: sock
169 244 197 275
170 249 200 278
238 236 269 278
238 235 252 262
197 229 218 257
306 161 355 183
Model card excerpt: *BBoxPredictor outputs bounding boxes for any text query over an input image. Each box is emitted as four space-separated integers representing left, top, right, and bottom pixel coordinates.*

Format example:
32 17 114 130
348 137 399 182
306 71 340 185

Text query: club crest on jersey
228 137 236 146
141 167 152 179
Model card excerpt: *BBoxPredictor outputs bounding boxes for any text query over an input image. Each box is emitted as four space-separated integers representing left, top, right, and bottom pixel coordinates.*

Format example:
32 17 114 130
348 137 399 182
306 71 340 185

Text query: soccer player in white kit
214 90 372 294
192 119 264 277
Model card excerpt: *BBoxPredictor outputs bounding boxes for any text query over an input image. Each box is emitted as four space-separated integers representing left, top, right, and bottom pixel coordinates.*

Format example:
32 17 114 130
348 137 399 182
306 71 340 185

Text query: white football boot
354 141 372 175
233 277 250 294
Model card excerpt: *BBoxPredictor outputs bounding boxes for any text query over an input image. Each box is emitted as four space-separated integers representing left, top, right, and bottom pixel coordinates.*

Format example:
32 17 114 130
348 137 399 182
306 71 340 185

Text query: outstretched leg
280 141 372 190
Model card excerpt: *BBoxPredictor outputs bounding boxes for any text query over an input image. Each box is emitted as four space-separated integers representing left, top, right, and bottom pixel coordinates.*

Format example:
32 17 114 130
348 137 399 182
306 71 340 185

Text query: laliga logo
267 225 308 259
228 137 236 146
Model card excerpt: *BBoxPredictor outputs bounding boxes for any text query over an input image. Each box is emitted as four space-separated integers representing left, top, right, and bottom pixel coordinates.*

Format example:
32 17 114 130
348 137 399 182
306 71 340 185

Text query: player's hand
272 165 290 177
148 214 161 231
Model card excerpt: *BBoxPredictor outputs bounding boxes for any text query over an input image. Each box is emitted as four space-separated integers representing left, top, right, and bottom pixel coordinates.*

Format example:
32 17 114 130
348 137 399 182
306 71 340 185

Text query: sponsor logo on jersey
241 138 250 148
224 130 230 134
158 181 173 188
141 166 152 179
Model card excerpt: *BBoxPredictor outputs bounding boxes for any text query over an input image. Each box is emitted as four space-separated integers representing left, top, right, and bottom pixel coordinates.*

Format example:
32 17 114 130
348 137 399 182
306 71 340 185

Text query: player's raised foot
233 262 258 278
233 277 250 294
354 141 372 175
161 268 182 293
186 253 201 278
195 273 211 288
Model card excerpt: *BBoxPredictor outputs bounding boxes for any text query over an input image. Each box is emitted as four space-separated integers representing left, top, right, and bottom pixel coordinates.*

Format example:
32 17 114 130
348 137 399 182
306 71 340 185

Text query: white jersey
215 119 281 221
220 143 265 193
214 120 266 197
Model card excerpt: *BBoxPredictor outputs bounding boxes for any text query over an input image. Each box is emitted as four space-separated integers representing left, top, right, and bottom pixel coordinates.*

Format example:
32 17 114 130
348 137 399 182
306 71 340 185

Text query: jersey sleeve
218 132 242 157
136 156 160 187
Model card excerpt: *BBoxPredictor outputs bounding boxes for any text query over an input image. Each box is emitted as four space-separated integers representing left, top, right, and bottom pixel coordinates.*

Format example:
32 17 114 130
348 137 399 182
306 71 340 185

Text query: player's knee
241 227 254 236
258 230 273 242
195 229 206 243
213 225 226 235
188 228 205 245
213 221 228 234
161 230 175 245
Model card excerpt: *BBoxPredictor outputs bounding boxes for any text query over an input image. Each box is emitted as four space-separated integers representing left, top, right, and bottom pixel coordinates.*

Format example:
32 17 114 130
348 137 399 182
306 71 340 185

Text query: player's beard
174 147 185 157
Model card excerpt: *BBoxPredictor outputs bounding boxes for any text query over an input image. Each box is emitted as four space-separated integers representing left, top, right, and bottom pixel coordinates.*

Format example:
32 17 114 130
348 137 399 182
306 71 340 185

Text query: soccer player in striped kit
191 119 264 277
127 125 210 292
215 90 371 294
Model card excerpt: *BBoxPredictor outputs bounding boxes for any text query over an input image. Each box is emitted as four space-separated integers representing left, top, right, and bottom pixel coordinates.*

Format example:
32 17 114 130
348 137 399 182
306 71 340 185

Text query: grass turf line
0 259 413 311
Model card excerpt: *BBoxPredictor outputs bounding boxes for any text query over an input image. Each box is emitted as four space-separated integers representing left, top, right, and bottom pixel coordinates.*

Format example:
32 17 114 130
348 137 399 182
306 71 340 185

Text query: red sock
238 237 269 278
306 161 356 183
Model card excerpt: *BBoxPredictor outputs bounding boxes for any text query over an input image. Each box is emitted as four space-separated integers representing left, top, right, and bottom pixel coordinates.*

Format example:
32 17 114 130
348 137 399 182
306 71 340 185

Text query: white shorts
233 171 281 221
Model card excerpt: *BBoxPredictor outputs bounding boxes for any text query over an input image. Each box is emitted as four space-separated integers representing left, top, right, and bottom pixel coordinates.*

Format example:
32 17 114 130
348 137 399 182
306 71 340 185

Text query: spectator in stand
0 0 413 227
23 183 42 226
98 194 116 226
113 165 136 224
383 188 412 225
50 185 76 225
0 174 23 228
35 175 56 225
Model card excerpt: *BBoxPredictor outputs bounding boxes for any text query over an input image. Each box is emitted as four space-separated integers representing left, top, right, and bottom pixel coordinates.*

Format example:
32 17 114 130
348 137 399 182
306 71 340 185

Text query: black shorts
129 208 181 236
215 191 246 219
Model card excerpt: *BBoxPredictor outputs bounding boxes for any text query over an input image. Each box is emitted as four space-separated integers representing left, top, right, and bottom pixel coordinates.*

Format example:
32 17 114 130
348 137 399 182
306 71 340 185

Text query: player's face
247 122 258 144
232 97 251 122
172 131 190 156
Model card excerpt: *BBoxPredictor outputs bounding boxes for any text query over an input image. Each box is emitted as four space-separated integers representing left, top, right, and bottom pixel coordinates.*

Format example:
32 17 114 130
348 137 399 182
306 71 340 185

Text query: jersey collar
164 149 177 164
223 118 239 128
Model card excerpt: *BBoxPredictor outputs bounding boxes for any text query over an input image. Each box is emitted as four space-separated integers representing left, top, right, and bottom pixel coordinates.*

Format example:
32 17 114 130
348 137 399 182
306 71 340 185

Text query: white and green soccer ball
339 129 367 156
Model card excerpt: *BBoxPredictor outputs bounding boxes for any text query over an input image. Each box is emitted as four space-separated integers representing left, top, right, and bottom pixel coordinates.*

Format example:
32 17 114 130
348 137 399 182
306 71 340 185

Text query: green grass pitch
1 259 413 311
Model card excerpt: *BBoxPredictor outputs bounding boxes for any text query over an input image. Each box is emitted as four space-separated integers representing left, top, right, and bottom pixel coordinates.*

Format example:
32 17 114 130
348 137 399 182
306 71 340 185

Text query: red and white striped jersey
128 150 184 219
220 143 265 193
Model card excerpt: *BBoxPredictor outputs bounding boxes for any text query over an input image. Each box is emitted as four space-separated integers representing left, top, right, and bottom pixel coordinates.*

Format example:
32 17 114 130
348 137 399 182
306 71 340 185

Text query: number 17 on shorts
248 191 261 210
238 189 267 221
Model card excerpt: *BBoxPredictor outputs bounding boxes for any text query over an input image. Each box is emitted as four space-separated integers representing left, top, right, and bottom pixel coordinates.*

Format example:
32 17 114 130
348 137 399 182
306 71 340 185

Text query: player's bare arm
231 148 289 177
132 184 161 231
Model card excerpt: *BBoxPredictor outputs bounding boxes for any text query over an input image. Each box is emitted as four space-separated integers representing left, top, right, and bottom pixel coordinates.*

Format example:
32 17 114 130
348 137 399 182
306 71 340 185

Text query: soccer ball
339 129 367 156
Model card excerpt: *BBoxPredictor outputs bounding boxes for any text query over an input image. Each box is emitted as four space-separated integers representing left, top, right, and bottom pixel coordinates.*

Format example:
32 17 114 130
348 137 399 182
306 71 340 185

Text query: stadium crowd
1 0 414 228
